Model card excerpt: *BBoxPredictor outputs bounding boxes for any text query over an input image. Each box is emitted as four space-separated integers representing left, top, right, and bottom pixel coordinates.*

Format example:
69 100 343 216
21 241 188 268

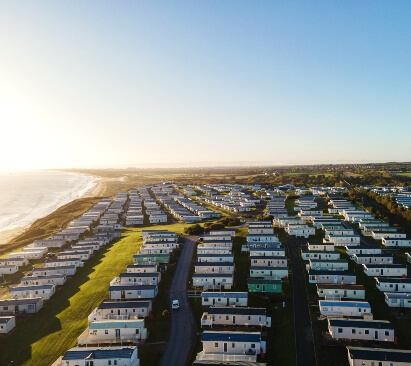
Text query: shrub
184 224 204 235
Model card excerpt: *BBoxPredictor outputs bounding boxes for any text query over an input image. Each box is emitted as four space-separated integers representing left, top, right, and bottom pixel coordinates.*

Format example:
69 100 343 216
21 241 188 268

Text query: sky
1 1 411 171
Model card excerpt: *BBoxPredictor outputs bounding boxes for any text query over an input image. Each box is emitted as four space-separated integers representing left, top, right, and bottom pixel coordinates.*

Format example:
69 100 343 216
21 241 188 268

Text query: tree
184 224 204 235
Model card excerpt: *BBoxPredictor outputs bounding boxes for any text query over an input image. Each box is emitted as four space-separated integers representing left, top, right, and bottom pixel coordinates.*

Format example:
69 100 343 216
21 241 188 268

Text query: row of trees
184 217 242 235
356 189 411 235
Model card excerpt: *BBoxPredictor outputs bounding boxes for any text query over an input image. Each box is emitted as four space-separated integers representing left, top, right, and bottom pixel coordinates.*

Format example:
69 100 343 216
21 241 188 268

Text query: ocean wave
0 171 99 234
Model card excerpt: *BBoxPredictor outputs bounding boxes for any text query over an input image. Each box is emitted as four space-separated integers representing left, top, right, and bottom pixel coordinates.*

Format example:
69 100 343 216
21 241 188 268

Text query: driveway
159 236 198 366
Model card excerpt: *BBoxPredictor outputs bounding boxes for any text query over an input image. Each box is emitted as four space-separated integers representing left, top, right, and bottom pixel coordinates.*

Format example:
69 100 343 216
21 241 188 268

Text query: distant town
1 165 411 366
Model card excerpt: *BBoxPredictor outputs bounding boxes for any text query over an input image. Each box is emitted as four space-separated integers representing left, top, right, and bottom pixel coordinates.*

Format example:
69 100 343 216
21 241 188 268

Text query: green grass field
0 223 188 366
394 172 411 177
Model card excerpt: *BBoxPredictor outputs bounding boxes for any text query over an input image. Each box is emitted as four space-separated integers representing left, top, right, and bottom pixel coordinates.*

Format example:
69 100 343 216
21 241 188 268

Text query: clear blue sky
1 1 411 170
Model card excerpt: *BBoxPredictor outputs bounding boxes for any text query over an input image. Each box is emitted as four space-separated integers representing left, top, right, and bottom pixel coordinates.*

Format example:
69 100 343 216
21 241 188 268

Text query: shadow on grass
0 241 115 365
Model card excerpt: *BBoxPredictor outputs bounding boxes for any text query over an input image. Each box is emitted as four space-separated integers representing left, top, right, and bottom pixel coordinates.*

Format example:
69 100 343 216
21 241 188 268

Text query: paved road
341 220 373 248
159 236 198 366
287 238 317 366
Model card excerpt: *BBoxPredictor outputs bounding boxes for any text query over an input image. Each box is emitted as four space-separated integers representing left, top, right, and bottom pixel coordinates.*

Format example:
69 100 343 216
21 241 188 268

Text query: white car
171 299 180 310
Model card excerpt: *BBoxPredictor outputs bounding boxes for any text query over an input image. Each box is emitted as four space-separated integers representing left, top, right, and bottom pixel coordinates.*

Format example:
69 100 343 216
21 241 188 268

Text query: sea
0 170 98 235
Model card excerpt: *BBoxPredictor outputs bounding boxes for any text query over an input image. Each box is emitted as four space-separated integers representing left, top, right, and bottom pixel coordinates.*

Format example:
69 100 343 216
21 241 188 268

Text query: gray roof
89 320 144 329
329 319 393 329
193 273 233 278
119 272 159 278
63 347 137 360
33 265 76 271
385 293 411 299
317 284 364 290
309 270 355 276
348 347 411 362
376 277 411 284
249 256 287 260
0 298 42 305
195 262 234 267
197 254 233 257
250 266 288 270
201 292 247 298
320 301 370 308
354 254 393 258
98 301 151 310
109 285 157 291
202 332 260 342
10 285 54 291
0 317 14 323
364 264 405 268
207 307 265 316
126 264 157 268
21 274 66 280
247 278 282 285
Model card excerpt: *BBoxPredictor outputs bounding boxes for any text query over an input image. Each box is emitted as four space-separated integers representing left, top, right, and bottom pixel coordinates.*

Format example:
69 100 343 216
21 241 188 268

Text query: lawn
0 223 188 366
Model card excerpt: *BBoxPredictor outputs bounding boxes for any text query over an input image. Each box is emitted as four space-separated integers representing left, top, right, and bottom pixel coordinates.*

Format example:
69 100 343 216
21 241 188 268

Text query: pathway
159 236 198 366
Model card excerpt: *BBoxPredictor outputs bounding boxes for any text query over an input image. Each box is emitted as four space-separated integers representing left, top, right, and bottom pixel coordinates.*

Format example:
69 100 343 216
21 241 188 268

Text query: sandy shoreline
0 175 117 246
85 176 126 197
0 226 30 246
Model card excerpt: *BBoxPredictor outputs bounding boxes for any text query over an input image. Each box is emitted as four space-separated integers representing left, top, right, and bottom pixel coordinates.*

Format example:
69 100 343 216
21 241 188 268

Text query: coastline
0 172 128 247
0 226 30 246
84 176 127 197
0 172 109 246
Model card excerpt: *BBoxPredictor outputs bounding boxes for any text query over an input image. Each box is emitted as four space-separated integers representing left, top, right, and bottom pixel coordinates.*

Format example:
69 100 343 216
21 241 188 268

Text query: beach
0 171 100 245
84 176 126 197
0 226 29 246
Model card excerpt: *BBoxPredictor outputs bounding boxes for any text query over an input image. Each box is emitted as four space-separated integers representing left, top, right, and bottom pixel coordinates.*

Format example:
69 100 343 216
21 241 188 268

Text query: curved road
159 236 198 366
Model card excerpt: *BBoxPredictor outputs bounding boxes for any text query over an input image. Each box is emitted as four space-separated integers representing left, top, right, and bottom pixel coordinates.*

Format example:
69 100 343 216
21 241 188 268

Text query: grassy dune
0 223 187 366
0 197 101 256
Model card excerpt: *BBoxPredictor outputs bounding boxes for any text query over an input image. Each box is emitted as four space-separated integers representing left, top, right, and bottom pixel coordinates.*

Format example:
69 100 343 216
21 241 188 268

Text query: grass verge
0 223 188 366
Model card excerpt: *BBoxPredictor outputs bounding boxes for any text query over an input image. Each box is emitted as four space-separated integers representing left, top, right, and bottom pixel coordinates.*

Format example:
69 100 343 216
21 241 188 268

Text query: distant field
343 171 363 178
0 223 188 366
283 172 333 177
394 172 411 177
